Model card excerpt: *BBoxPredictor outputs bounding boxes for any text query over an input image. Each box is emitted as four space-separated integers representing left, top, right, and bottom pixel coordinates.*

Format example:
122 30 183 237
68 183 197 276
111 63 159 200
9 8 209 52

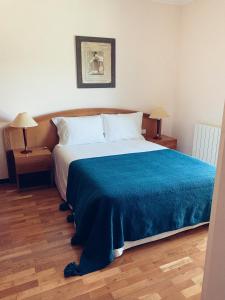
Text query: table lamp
150 107 169 140
10 112 38 154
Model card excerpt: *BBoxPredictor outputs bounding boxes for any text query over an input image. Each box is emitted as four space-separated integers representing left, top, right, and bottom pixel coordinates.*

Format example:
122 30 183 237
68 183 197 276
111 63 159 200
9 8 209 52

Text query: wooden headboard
4 108 157 181
4 107 157 152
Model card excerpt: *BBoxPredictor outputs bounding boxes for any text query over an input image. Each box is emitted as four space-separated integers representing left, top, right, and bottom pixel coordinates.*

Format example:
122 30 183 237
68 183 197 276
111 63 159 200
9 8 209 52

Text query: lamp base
21 149 32 154
154 119 162 140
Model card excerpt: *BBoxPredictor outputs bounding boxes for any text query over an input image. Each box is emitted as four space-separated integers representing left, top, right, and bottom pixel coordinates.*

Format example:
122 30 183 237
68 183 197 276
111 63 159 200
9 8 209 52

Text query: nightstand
13 147 53 190
146 135 177 150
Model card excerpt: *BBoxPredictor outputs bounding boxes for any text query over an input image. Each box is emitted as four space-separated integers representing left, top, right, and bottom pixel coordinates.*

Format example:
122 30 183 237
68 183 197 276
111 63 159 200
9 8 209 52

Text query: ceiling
152 0 193 5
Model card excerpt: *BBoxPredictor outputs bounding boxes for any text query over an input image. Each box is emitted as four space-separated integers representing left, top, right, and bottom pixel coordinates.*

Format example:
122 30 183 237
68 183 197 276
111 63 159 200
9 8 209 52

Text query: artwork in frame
75 36 116 88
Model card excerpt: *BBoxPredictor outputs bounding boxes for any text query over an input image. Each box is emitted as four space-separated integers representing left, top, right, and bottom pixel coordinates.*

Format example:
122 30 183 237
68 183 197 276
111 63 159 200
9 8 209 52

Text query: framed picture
75 36 115 88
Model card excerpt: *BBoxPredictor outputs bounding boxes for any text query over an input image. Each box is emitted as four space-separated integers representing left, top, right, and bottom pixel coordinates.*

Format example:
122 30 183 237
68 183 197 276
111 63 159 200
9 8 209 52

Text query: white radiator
192 123 221 166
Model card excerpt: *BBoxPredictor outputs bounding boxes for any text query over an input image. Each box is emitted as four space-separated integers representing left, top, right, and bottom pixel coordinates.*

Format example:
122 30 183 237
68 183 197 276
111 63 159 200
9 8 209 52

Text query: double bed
4 108 216 277
53 140 215 277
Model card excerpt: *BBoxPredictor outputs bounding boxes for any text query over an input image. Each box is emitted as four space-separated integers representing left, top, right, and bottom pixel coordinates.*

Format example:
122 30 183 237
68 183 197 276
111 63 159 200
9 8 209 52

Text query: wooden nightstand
13 147 53 190
146 135 177 150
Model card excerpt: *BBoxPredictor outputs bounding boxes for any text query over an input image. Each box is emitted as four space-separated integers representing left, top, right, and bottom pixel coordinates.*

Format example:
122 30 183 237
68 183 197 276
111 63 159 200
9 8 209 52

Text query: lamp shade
10 112 38 128
150 107 169 120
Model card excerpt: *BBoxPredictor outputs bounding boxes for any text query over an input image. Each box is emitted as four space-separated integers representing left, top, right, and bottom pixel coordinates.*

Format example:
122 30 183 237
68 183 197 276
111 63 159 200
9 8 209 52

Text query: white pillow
102 112 144 142
52 115 105 145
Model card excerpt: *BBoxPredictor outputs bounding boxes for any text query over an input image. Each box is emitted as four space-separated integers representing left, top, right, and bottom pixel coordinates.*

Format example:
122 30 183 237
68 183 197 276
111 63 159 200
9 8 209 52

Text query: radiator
192 123 221 166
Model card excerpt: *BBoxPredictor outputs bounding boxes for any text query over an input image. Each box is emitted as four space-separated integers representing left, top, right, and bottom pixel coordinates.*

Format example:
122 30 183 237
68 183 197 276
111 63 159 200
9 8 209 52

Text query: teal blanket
64 149 215 277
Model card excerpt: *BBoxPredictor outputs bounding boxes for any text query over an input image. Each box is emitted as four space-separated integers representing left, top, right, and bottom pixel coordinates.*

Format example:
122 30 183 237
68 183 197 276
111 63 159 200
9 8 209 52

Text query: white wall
174 0 225 154
0 0 180 179
201 105 225 300
0 0 179 124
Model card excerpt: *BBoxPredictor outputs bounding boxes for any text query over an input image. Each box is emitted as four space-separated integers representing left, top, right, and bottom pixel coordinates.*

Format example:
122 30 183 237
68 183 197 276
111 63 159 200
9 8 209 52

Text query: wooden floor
0 185 208 300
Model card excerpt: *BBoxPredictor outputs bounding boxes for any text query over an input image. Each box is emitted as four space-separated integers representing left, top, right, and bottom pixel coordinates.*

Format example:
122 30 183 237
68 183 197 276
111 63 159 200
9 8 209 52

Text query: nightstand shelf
146 135 177 150
13 147 53 190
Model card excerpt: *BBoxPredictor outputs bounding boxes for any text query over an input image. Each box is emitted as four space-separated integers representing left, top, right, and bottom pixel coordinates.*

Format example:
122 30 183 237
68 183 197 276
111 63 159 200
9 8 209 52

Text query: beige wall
174 0 225 154
201 105 225 300
0 0 179 127
0 0 180 179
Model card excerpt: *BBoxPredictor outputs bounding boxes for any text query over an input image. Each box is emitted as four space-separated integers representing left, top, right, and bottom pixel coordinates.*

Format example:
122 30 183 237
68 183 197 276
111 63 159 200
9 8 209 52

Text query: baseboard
0 178 10 184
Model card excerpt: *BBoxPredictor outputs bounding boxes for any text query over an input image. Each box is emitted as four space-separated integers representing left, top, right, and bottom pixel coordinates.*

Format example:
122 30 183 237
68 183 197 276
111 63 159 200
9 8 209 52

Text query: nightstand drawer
13 147 53 190
146 135 177 150
16 156 52 174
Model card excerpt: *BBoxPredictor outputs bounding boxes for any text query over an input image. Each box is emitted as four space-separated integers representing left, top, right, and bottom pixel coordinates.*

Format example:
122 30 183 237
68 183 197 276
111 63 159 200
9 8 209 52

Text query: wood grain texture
0 185 208 299
4 108 158 152
13 148 52 174
146 135 177 150
4 108 158 182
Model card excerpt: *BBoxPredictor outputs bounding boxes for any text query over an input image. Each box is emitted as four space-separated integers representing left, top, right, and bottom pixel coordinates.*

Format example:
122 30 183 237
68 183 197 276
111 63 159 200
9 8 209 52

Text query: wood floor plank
0 185 207 299
181 284 202 298
160 257 193 273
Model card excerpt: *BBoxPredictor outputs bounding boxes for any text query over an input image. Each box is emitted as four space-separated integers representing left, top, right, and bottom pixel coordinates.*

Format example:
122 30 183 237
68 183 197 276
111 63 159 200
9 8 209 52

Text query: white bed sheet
53 139 208 257
53 139 165 201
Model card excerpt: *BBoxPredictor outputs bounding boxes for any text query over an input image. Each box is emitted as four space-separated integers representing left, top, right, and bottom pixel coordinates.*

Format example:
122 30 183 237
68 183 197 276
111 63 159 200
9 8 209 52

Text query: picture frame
75 36 116 88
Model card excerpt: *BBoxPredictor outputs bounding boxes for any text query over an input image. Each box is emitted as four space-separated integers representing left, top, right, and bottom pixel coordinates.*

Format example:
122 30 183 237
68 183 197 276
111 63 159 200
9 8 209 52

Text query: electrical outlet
142 128 147 135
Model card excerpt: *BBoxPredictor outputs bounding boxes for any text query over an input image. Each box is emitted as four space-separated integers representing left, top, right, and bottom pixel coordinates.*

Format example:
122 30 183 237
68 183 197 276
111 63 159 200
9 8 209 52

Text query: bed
53 139 215 277
4 108 216 277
